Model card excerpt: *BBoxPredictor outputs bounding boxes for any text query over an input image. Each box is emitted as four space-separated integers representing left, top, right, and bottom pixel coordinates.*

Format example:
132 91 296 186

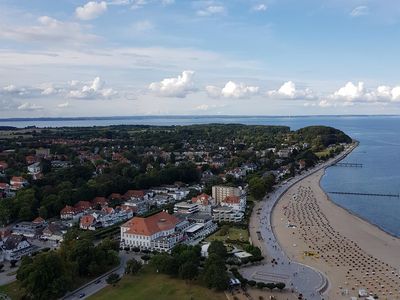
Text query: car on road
95 279 101 284
78 293 85 298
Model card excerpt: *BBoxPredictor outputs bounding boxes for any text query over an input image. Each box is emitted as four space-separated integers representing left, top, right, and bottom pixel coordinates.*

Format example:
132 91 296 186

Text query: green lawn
0 281 25 300
206 226 249 244
88 271 227 300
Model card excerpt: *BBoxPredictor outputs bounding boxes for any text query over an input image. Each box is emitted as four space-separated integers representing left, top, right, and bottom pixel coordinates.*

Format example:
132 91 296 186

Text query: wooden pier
333 162 363 168
328 191 399 198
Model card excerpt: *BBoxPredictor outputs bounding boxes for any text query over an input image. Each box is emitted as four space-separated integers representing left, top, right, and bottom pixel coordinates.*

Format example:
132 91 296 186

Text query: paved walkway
241 143 357 300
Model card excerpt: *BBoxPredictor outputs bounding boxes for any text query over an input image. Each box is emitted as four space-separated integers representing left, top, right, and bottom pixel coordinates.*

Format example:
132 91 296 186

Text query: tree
178 261 198 281
208 241 227 259
106 273 120 285
16 252 72 300
125 258 142 275
248 177 267 200
265 282 276 291
275 282 286 291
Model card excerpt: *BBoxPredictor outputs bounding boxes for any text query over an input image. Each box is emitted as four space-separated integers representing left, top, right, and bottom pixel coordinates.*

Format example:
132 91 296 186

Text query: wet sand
272 169 400 299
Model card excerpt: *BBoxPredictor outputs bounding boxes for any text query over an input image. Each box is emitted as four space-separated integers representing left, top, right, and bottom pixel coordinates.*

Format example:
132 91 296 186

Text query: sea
1 115 399 237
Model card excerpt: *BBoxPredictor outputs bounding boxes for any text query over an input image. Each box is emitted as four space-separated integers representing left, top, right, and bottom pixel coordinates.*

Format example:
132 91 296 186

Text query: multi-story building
221 195 246 212
212 206 244 223
120 211 185 252
212 185 241 204
174 201 200 214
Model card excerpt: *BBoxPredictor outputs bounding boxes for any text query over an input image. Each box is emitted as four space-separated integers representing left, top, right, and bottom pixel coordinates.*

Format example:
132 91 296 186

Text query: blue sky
1 0 400 117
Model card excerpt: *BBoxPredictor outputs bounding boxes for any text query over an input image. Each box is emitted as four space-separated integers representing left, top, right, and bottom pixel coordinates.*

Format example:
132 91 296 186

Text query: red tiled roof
223 195 240 204
74 201 92 211
92 196 108 206
80 215 96 227
0 183 9 190
60 205 76 214
122 211 179 236
192 193 211 206
124 190 145 199
32 217 45 224
11 176 26 183
0 161 8 169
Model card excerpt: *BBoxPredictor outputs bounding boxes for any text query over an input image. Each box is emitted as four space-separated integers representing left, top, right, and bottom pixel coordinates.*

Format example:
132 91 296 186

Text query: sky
1 0 400 117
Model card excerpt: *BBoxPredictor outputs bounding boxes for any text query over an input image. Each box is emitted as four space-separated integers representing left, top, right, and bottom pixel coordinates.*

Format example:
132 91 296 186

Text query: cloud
206 81 259 99
194 103 226 111
350 6 369 17
197 5 225 17
57 102 70 108
17 102 44 111
148 71 196 98
130 20 154 32
0 16 98 45
75 1 108 20
320 81 400 107
67 77 117 99
267 81 316 100
252 4 267 12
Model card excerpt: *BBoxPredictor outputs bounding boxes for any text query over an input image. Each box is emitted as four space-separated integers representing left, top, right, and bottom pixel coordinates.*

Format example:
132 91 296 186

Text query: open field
206 226 249 244
88 271 227 300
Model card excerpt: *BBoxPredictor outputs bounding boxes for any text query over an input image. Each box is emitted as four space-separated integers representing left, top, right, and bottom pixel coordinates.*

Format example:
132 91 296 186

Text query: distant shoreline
1 114 400 122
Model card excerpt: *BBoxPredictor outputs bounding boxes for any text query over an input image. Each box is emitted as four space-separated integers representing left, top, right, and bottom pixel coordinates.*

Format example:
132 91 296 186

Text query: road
241 143 357 300
62 251 138 300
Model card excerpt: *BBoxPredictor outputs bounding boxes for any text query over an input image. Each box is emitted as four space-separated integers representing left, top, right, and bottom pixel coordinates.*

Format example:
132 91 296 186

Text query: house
80 215 98 230
10 176 28 190
277 149 291 158
221 195 246 212
79 206 134 230
74 201 92 212
12 221 45 238
1 235 34 261
92 196 108 208
41 222 67 242
27 162 41 175
60 205 81 220
124 190 146 200
191 193 214 213
35 148 51 158
120 211 185 252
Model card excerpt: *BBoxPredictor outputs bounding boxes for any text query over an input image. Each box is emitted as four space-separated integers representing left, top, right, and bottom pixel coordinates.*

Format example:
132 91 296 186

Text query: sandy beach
272 168 400 299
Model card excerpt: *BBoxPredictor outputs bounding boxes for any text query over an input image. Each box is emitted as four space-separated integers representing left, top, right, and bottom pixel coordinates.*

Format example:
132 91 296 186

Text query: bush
256 282 265 289
106 273 120 285
248 280 256 287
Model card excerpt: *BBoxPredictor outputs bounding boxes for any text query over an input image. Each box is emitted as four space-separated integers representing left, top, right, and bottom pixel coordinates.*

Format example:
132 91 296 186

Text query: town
0 124 351 299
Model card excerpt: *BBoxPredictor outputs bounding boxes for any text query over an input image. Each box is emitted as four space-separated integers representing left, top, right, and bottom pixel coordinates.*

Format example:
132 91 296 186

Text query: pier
333 162 363 168
328 191 399 198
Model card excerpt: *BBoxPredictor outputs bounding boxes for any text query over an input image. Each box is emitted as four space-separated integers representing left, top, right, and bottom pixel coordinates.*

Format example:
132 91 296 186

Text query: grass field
0 281 24 300
206 226 249 244
88 271 227 300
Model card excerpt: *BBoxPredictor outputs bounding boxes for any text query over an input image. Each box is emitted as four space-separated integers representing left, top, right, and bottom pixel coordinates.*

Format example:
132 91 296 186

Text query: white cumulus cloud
197 5 225 17
57 102 70 108
206 81 259 99
68 77 117 99
148 71 196 98
76 1 108 20
267 81 316 100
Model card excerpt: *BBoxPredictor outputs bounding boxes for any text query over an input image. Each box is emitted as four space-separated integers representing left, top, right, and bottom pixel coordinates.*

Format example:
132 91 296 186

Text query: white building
212 206 244 223
120 211 185 252
174 201 200 214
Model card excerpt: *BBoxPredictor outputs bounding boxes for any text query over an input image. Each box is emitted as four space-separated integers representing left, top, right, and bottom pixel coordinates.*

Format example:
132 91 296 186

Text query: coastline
319 173 400 239
271 144 400 299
